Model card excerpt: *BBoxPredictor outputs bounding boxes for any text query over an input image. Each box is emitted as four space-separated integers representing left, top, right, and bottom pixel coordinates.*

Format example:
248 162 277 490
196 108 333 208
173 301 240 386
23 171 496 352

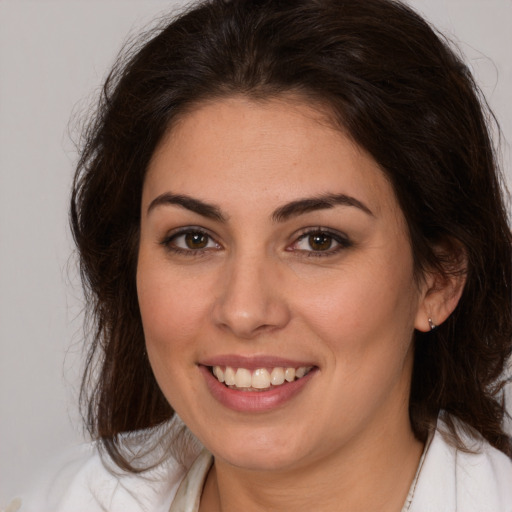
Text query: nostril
212 297 292 339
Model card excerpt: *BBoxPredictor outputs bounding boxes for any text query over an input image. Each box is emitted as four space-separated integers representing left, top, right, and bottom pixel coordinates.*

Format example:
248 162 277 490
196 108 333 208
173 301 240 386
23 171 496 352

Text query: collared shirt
13 416 512 512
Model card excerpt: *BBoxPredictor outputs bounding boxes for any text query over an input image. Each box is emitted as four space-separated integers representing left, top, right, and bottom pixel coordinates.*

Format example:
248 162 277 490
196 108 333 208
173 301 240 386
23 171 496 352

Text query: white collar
169 438 433 512
169 450 212 512
169 417 512 512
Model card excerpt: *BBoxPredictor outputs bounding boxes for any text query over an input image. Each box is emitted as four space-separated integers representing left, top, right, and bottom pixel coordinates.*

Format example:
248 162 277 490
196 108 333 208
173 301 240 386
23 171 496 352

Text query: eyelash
290 228 352 257
160 227 352 257
160 227 220 256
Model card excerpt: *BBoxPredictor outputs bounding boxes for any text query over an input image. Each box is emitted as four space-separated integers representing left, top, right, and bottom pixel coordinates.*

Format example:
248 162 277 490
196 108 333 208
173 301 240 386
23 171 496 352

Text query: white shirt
11 417 512 512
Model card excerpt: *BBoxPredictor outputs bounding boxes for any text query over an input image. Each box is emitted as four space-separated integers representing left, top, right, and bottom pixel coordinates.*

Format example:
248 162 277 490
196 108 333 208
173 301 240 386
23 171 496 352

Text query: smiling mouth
210 365 314 392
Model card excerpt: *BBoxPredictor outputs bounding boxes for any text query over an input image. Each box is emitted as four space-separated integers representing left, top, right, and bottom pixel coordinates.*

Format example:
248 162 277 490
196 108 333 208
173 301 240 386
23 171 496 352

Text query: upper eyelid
161 226 221 247
163 225 215 238
160 225 350 249
285 227 350 253
292 227 350 241
289 230 352 260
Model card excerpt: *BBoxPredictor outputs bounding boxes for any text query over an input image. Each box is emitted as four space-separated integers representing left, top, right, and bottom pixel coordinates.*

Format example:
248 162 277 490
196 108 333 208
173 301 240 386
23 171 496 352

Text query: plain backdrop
1 0 511 503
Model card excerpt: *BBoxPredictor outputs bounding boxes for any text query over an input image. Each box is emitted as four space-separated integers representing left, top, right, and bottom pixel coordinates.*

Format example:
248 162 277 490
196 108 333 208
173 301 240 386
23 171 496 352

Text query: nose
212 254 291 339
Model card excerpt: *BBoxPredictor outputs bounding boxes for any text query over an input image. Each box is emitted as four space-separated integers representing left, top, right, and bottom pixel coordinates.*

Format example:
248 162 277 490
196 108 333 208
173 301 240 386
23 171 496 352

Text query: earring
428 317 437 331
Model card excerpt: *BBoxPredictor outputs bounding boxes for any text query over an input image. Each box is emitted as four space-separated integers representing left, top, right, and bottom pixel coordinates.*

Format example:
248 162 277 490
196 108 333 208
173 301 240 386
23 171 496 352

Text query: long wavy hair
71 0 512 471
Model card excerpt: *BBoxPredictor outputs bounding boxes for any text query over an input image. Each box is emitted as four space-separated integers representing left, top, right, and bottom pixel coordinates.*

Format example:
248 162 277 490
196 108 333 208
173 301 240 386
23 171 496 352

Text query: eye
301 232 335 251
180 232 211 249
291 229 351 255
162 228 220 253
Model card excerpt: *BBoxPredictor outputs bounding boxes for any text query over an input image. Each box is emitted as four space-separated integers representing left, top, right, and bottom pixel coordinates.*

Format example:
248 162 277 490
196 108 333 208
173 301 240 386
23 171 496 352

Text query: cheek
137 251 209 339
136 262 205 411
294 256 419 360
136 256 205 379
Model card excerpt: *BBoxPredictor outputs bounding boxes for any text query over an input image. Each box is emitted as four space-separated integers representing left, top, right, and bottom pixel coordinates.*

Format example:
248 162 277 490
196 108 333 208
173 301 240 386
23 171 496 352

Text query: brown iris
185 232 209 249
308 233 333 251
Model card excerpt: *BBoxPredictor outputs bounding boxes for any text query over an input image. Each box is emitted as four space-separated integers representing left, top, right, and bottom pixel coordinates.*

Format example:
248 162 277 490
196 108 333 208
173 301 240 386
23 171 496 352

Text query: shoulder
410 416 512 512
18 421 202 512
18 443 186 512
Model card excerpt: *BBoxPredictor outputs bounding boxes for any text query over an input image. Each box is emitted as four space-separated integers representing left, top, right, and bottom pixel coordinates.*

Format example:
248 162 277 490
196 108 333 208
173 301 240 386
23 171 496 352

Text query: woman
21 0 512 510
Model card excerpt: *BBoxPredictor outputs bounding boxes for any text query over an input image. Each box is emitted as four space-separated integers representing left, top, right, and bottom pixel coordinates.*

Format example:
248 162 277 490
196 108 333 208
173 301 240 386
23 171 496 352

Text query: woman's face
137 96 429 472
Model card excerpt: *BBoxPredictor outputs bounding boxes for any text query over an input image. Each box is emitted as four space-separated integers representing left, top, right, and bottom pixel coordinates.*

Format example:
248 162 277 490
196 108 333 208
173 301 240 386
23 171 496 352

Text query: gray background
1 0 511 503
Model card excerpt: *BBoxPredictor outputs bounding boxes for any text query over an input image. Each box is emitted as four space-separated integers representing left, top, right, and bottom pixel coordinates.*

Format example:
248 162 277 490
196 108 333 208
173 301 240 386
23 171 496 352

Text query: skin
137 96 461 511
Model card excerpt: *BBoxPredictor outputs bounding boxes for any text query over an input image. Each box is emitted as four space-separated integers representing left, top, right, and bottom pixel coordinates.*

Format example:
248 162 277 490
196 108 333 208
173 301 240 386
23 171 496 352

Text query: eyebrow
146 192 373 222
271 193 374 222
147 193 226 221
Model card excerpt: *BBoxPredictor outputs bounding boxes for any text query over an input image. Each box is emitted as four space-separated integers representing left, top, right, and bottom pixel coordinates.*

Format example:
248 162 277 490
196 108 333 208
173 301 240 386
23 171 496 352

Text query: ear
414 242 467 332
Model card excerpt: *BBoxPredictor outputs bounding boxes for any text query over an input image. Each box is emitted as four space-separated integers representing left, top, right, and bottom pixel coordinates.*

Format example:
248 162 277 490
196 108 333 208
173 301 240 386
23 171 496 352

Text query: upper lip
199 355 316 370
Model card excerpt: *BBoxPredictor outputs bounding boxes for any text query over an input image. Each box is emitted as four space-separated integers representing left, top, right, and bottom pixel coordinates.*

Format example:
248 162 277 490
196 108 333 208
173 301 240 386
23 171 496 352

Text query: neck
199 415 424 512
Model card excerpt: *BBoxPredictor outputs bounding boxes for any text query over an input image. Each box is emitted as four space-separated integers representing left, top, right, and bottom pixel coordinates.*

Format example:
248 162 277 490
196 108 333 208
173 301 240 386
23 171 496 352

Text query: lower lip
199 365 317 412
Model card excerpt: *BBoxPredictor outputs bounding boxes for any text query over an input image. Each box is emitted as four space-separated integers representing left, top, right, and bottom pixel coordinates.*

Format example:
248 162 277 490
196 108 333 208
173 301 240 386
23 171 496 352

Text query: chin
202 426 313 472
217 446 303 472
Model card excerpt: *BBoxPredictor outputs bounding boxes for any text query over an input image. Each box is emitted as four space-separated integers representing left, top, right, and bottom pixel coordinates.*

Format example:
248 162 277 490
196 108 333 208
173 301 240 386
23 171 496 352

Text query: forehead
143 96 398 218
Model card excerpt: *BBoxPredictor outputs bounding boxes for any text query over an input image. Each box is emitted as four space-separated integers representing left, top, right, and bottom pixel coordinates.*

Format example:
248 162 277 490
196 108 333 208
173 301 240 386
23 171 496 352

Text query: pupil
185 232 208 249
309 233 332 251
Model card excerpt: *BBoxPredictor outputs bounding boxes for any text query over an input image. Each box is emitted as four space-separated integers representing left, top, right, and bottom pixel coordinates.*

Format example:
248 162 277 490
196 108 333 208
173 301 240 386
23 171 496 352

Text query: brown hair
71 0 512 470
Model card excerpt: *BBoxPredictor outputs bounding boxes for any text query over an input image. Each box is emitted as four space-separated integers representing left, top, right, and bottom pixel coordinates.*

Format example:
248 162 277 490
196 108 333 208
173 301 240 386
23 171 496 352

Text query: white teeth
224 366 236 385
252 368 271 389
211 365 312 389
212 366 224 383
295 367 306 378
235 368 252 388
270 367 285 385
285 367 295 382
